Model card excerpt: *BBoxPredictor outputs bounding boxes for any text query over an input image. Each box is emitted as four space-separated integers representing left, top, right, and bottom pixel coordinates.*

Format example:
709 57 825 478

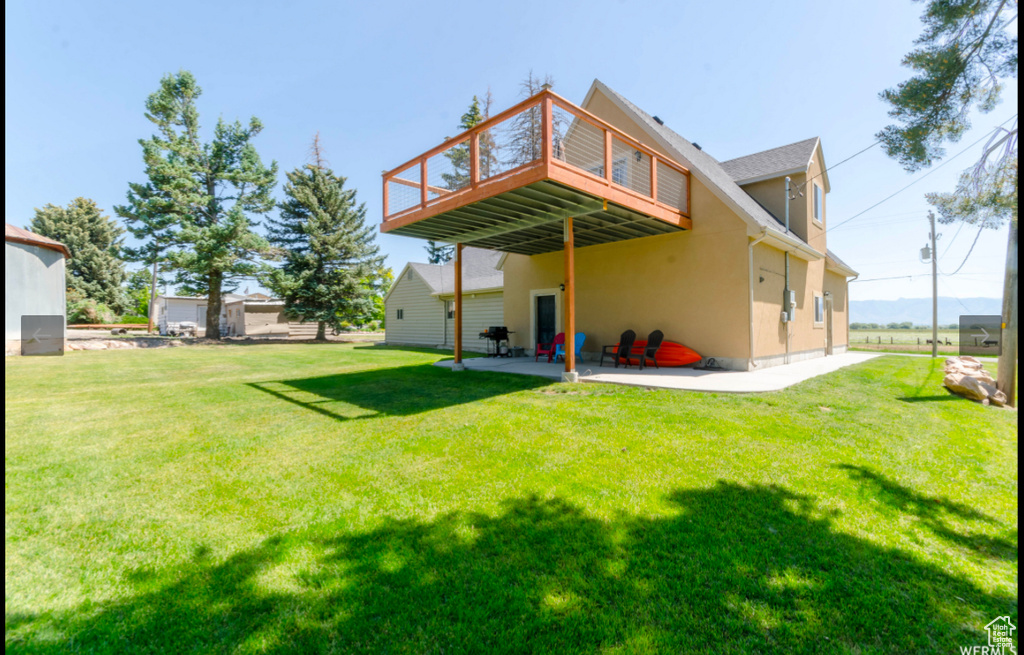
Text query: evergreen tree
266 140 383 341
115 177 177 331
878 0 1018 404
424 95 493 264
30 197 129 314
131 71 277 339
506 71 555 167
424 240 454 264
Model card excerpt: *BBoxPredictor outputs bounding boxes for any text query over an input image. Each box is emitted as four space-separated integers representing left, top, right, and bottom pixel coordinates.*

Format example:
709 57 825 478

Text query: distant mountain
850 297 1002 326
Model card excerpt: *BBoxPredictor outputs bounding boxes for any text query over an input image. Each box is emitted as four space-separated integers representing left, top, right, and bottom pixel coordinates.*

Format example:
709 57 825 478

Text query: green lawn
5 344 1018 654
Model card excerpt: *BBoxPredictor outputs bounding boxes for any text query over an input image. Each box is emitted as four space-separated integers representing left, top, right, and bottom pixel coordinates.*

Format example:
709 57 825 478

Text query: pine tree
30 197 129 314
878 0 1017 404
424 240 454 264
132 71 277 339
266 138 383 340
506 71 554 167
115 177 177 332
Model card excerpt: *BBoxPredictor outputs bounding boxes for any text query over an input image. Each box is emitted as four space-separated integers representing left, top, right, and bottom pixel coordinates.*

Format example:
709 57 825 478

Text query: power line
828 114 1019 233
797 140 881 191
939 225 986 275
940 220 966 258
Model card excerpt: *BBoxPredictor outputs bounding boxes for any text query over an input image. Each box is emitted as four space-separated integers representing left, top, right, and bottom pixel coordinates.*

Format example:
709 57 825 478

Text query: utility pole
928 211 938 358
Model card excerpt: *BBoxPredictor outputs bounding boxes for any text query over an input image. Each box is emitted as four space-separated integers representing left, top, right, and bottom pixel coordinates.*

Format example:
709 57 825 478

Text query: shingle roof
592 81 793 237
5 223 71 257
720 137 820 183
826 249 857 276
591 81 855 274
407 247 504 295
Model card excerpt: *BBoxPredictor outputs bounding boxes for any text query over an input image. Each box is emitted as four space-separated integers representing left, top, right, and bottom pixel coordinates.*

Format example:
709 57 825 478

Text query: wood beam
564 216 576 376
454 243 464 366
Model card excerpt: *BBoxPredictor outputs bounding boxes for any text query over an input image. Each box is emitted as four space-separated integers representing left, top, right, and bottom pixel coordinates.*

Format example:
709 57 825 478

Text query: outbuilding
5 223 71 356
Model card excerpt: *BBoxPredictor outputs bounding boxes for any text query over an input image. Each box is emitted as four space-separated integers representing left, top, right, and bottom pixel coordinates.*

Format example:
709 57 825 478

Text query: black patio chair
638 329 664 370
600 329 637 368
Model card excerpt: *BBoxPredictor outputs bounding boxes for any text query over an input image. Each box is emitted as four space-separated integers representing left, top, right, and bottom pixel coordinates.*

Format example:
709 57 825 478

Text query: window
396 309 404 320
446 301 454 319
587 158 628 186
813 184 823 223
813 295 825 325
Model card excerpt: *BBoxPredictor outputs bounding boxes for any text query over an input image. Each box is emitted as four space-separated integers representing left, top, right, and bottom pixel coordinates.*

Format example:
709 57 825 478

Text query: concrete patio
435 352 881 393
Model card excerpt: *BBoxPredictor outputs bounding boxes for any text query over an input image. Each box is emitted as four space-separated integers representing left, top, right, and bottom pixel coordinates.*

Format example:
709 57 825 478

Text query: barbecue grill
479 325 513 357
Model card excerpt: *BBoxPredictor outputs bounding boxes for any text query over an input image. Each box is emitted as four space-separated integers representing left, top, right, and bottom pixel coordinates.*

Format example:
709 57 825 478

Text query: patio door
535 295 556 347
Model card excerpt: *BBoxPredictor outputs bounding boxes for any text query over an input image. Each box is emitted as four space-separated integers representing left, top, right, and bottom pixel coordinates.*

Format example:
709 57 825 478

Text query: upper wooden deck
381 90 691 256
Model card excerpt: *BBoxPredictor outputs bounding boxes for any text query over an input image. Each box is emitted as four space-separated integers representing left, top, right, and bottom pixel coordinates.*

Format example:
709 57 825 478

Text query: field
5 344 1018 654
848 328 1003 355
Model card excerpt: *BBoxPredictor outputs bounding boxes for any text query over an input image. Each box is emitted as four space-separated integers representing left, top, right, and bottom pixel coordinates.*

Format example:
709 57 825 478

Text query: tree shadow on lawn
7 482 1015 654
838 464 1018 563
247 363 551 422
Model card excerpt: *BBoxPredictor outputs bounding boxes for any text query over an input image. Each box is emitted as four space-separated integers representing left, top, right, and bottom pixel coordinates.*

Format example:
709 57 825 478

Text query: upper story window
396 309 404 320
813 184 824 223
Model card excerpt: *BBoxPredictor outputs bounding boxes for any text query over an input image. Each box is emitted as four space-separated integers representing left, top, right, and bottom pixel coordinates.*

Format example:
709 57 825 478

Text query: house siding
441 291 504 348
384 269 445 346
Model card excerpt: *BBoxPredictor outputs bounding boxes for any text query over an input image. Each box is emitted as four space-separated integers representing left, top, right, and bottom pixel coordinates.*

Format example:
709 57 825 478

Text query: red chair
536 332 565 363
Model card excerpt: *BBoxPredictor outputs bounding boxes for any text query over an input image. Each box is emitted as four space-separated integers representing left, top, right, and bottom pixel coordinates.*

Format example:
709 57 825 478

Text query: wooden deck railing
382 90 691 222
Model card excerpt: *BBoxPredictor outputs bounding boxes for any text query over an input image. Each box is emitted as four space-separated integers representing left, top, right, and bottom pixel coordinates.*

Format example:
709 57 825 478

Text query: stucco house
5 223 70 356
384 247 503 350
380 80 857 378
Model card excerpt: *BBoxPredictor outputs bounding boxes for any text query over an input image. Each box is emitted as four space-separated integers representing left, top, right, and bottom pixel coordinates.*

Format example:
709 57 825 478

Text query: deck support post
453 243 465 371
562 216 578 383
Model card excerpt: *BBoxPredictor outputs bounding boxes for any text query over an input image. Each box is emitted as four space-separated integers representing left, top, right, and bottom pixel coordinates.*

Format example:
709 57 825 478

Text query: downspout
748 228 769 369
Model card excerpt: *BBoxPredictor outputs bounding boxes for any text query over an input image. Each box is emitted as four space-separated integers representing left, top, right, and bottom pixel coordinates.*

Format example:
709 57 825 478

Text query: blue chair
555 332 586 363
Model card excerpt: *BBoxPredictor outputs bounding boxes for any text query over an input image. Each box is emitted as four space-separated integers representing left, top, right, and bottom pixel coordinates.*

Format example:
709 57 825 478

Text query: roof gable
583 82 791 238
385 247 504 303
720 137 820 185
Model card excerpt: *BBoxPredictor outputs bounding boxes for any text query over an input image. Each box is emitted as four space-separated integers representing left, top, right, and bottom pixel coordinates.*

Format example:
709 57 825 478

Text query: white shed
5 224 69 356
154 293 240 337
384 247 504 351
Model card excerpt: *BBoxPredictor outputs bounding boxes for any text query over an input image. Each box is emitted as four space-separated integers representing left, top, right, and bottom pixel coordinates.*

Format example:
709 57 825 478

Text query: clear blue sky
5 0 1017 302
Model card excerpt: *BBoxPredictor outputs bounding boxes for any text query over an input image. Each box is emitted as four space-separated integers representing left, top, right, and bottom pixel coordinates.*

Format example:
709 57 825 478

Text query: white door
197 305 207 326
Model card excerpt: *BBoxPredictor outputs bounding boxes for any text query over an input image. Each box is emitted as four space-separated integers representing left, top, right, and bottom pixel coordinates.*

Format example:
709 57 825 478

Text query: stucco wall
500 89 753 365
5 241 66 341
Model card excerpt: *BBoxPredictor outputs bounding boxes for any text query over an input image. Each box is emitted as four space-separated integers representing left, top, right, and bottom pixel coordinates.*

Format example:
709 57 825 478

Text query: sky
5 0 1017 303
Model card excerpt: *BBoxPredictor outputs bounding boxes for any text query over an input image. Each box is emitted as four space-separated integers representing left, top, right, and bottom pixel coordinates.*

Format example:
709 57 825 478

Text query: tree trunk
147 257 159 334
997 219 1017 407
316 320 327 341
206 271 223 340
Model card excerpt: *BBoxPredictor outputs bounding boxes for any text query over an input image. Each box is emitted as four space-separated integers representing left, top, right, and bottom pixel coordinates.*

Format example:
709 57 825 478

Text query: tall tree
132 71 277 339
878 0 1018 405
30 198 129 314
266 137 383 340
115 176 177 332
424 95 492 264
505 71 555 167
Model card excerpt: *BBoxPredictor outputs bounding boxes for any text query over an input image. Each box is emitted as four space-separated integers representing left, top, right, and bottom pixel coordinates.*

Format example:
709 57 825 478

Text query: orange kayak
618 340 702 367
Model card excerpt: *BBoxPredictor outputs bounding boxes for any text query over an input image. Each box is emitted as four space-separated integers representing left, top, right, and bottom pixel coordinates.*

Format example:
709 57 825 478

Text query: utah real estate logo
961 616 1016 655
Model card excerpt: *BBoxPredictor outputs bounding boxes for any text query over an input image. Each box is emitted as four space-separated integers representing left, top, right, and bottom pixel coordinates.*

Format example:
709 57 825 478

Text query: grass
5 344 1018 654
